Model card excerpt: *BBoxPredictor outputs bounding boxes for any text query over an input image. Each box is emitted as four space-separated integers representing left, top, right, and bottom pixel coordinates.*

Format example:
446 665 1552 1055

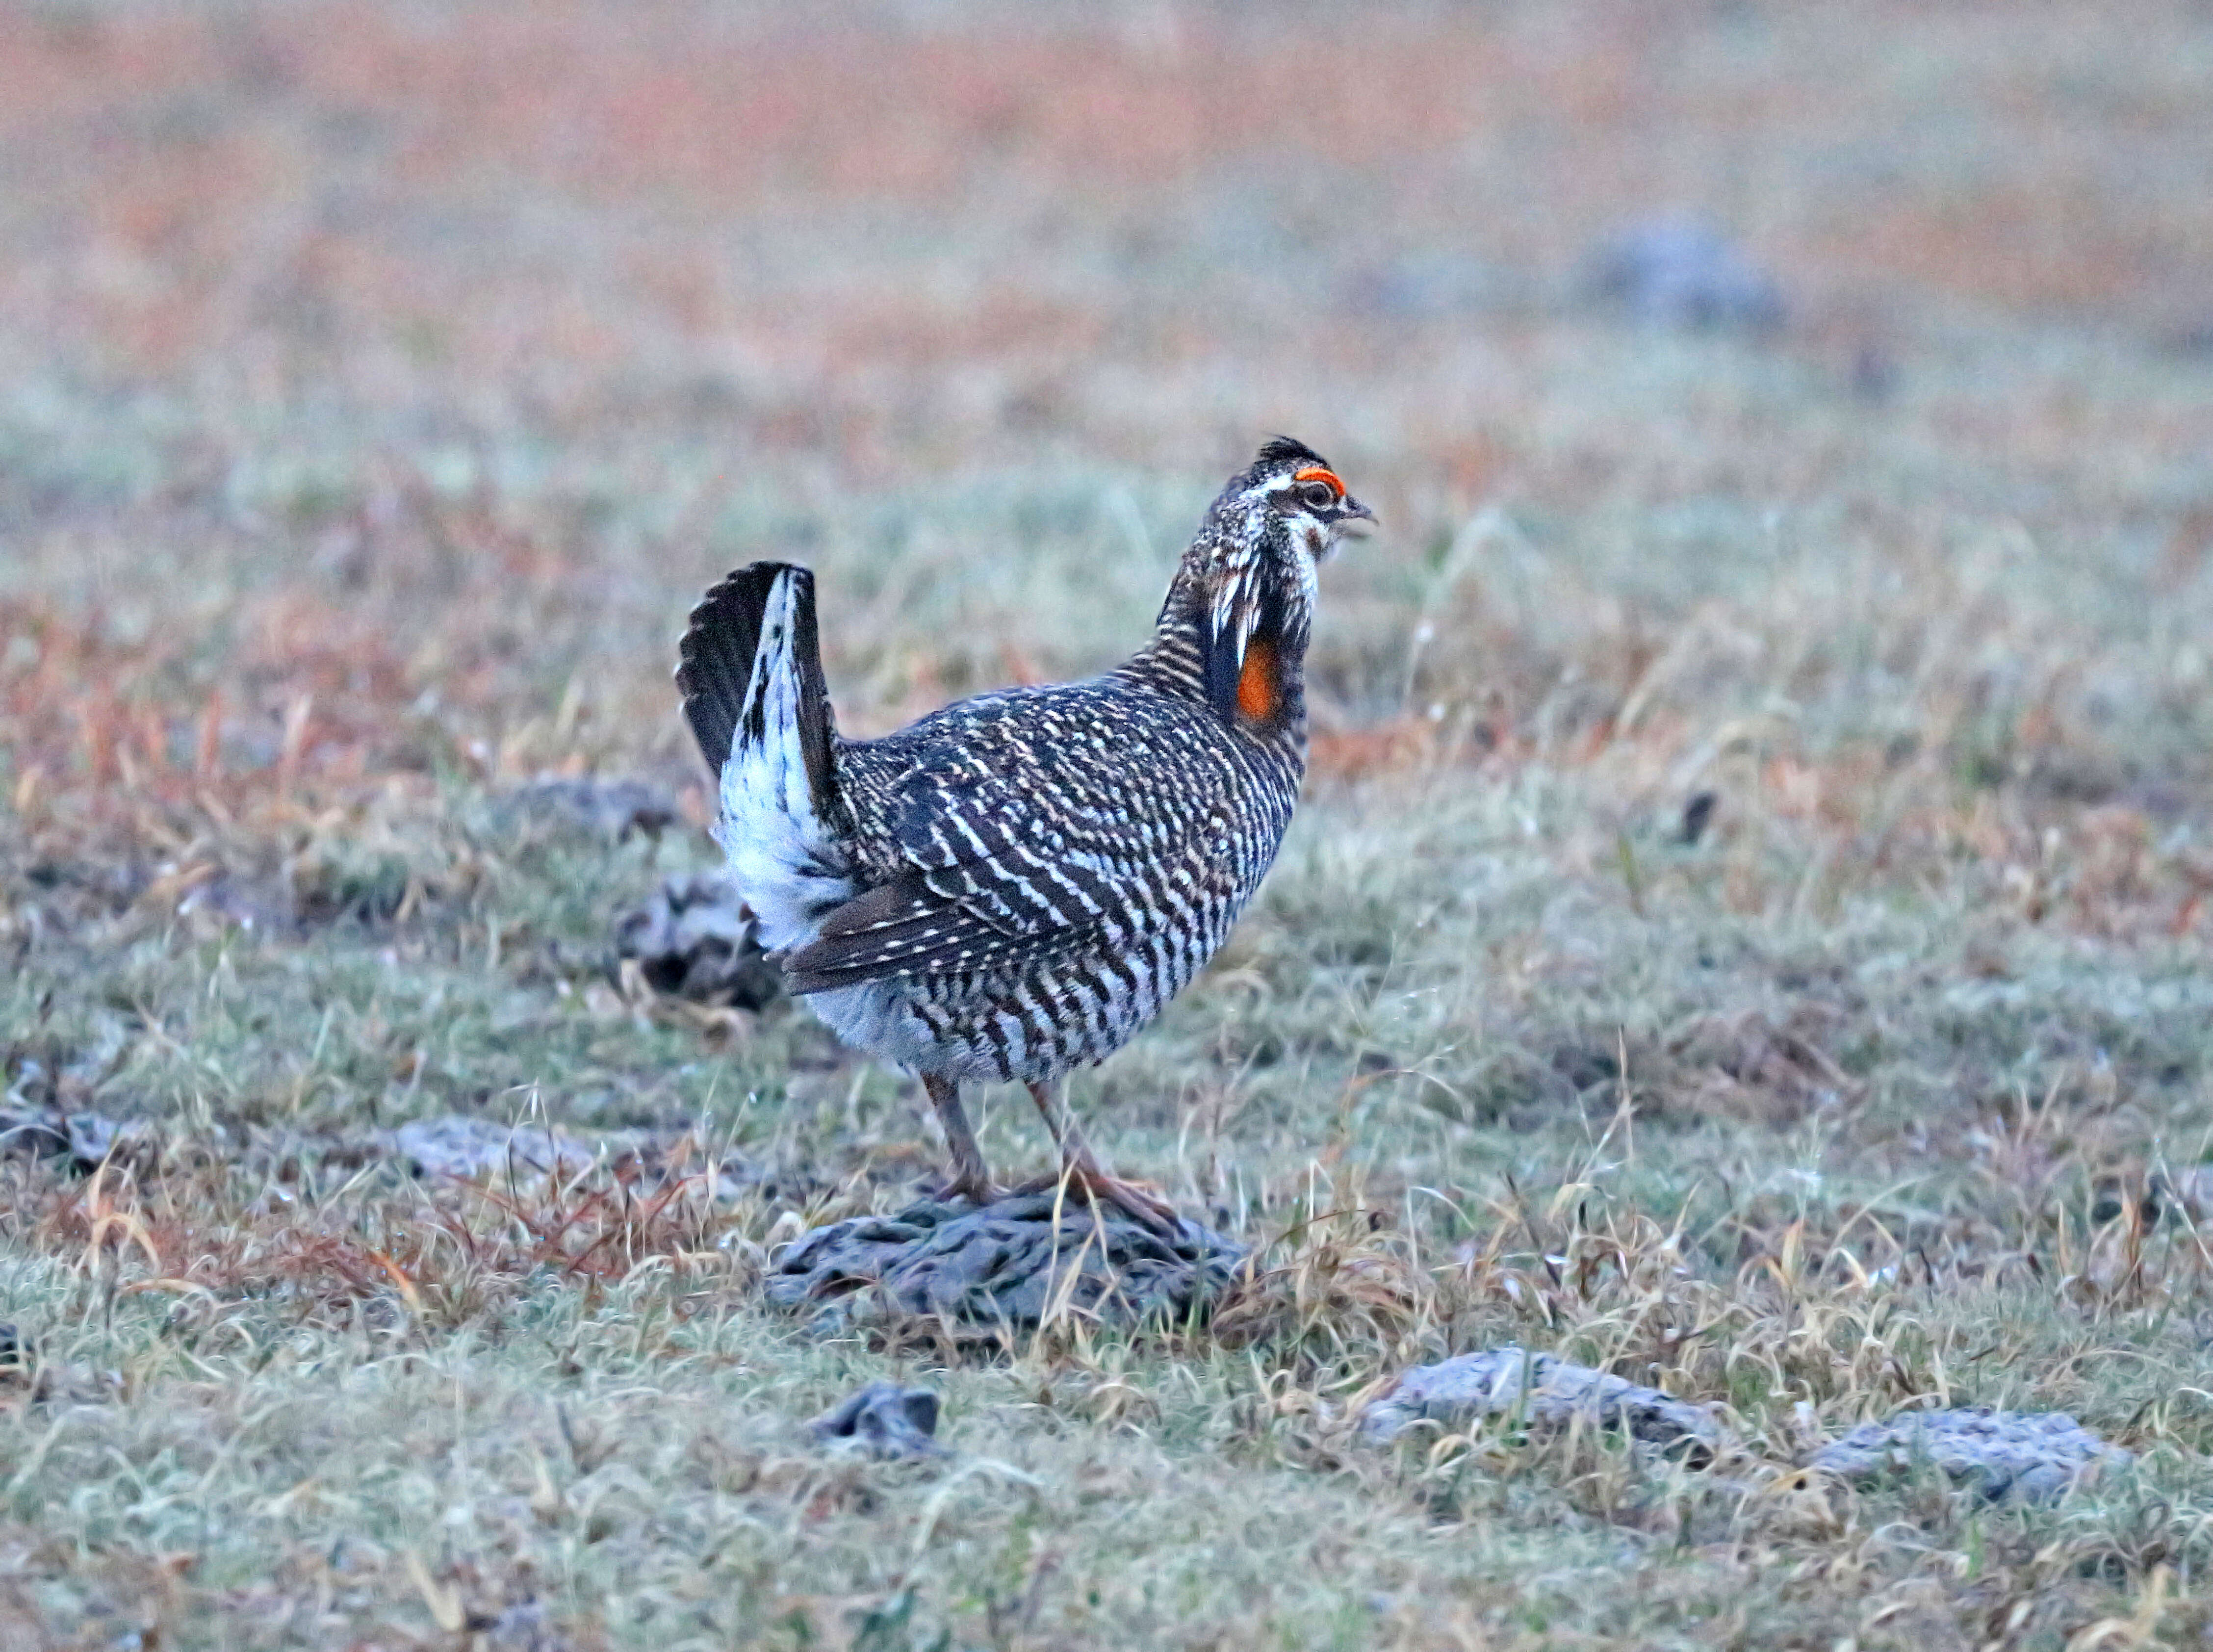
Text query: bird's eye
1299 481 1337 512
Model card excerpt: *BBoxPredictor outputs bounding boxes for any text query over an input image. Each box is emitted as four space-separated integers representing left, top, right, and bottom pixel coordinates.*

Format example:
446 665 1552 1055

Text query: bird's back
791 668 1303 1082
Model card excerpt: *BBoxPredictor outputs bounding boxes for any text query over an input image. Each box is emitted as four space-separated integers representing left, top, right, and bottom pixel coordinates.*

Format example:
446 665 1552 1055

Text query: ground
4 3 2213 1647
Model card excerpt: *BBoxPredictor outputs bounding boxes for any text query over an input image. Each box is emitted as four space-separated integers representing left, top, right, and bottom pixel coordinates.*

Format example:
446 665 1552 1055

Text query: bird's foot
1018 1163 1183 1241
928 1172 1001 1209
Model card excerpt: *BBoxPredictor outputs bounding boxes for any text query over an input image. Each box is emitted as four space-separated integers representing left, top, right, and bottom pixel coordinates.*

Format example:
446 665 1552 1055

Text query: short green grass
7 3 2213 1646
9 758 2213 1648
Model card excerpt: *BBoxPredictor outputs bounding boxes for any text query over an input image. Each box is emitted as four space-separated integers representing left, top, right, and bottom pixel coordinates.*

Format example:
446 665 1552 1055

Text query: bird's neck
1121 560 1309 743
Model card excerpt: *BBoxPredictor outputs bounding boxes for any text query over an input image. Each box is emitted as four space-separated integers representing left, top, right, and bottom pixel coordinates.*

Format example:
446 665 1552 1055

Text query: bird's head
1176 436 1374 725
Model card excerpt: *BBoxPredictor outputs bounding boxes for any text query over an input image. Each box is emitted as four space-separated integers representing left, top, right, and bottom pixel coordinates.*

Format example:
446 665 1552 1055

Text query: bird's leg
1022 1080 1181 1239
922 1075 995 1206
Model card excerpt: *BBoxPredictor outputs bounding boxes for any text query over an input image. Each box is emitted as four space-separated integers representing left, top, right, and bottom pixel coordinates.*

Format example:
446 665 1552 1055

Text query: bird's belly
800 981 958 1074
801 908 1233 1084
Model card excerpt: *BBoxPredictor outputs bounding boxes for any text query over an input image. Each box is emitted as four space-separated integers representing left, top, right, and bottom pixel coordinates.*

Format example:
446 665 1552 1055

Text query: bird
675 438 1373 1232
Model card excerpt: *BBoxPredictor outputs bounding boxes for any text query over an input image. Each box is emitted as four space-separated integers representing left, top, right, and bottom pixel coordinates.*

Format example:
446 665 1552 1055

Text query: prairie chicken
677 438 1372 1229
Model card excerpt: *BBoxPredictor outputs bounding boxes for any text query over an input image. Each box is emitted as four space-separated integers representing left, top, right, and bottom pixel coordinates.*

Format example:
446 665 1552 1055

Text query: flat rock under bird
677 438 1372 1231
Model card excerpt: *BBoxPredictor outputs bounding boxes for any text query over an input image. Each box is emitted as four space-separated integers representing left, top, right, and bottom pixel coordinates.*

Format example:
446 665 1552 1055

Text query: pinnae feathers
1253 434 1326 471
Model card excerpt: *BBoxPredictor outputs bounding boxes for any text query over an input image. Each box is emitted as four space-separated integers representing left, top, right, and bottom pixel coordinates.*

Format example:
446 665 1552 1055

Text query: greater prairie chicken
677 438 1372 1229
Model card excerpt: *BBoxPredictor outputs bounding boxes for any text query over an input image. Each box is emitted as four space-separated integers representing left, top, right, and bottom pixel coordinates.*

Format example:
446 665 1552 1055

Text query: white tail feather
714 570 854 952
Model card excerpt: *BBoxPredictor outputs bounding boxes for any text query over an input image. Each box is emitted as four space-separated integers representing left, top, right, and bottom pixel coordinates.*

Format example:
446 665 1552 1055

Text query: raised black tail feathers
677 564 779 778
675 563 841 818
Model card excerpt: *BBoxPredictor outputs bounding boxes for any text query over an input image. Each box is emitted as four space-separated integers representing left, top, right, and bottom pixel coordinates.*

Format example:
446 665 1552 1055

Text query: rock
807 1381 948 1460
0 1104 129 1172
1583 216 1786 332
390 1116 596 1182
1358 1346 1721 1460
1809 1408 2130 1503
507 778 678 840
614 871 783 1008
767 1192 1246 1335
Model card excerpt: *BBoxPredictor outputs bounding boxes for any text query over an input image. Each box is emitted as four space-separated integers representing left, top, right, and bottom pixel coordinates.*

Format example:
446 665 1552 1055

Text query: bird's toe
1024 1165 1182 1239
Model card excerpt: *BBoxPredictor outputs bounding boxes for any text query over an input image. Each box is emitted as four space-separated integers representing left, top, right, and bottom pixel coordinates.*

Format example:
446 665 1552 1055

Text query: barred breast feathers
781 677 1292 997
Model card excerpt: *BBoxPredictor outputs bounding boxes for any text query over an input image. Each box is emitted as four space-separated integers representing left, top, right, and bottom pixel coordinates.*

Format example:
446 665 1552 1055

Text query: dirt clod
508 778 679 841
1809 1408 2131 1503
0 1104 127 1172
389 1116 597 1182
1582 216 1786 331
614 872 783 1007
1358 1347 1722 1460
807 1381 948 1460
767 1192 1246 1335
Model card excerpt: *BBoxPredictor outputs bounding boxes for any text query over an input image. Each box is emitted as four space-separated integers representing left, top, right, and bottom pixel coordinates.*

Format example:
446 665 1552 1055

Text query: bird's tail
676 563 854 951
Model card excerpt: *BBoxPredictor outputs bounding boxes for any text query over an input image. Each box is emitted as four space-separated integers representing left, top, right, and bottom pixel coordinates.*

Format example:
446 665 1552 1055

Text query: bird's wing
780 736 1209 993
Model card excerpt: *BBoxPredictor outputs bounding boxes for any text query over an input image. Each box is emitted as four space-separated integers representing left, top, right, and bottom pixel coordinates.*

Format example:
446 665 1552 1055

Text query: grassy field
6 3 2213 1646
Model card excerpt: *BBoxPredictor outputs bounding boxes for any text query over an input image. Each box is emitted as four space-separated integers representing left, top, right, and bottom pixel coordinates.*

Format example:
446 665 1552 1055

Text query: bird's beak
1340 496 1377 536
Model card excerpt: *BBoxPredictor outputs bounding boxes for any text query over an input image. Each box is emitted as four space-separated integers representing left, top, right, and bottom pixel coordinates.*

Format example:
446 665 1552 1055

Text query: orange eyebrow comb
1292 465 1344 496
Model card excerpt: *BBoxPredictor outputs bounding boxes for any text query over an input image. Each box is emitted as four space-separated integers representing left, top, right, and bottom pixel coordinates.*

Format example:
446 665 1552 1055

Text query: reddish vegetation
4 1 2210 943
7 3 2208 378
34 1145 747 1331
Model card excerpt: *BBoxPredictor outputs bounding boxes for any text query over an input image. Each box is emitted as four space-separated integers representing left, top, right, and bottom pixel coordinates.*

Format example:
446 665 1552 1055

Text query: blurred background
12 14 2213 1641
3 0 2211 905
